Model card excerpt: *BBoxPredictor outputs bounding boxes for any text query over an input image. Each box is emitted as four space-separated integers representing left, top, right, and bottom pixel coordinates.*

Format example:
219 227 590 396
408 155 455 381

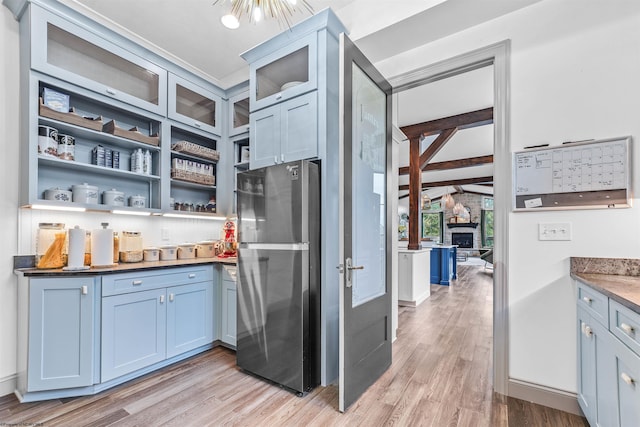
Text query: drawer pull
621 323 635 335
81 285 88 295
159 295 165 304
132 280 143 286
169 293 174 302
276 93 283 100
621 372 635 386
582 296 593 304
194 122 201 128
188 273 196 279
105 88 117 96
584 325 593 338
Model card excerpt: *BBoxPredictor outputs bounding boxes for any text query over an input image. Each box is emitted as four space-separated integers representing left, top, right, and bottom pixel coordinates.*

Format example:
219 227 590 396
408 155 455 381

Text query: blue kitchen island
430 245 458 286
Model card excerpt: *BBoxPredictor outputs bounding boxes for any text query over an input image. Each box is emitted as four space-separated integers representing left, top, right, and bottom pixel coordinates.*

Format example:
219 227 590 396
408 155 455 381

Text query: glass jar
36 223 66 268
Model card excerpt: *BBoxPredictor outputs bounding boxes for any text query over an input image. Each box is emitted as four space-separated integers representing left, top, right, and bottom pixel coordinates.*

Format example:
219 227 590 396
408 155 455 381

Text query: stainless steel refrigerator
236 160 320 394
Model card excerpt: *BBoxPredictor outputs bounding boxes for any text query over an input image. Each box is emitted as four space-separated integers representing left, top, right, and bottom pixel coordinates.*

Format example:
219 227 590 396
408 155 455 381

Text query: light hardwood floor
0 265 588 426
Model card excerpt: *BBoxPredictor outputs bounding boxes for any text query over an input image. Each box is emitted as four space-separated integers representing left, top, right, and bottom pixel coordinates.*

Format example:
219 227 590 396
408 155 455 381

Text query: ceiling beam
400 107 493 141
418 127 457 170
399 154 494 175
399 175 494 191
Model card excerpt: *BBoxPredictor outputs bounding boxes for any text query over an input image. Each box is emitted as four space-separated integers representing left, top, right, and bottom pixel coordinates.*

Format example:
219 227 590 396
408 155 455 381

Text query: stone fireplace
451 232 474 248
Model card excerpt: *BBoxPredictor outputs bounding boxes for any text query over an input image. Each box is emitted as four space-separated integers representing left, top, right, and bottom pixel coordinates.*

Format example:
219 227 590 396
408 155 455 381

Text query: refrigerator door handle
239 242 309 251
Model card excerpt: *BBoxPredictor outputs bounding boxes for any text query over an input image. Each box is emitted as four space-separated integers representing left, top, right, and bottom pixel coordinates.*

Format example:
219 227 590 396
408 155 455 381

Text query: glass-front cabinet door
29 4 167 115
228 90 250 136
249 32 317 112
168 73 223 136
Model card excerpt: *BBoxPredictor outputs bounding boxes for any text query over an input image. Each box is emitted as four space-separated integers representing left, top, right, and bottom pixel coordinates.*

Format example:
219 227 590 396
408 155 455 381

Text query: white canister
196 241 215 258
44 187 72 202
143 247 160 262
102 189 125 206
72 183 99 204
177 243 196 259
38 125 58 157
129 195 146 208
159 245 177 261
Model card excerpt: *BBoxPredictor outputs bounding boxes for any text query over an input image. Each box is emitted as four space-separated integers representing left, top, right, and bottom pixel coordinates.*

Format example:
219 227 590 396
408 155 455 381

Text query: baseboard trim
508 379 583 416
0 373 17 398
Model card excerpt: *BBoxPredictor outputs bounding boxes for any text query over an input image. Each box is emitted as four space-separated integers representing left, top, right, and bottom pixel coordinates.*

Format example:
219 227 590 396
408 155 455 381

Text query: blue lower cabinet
28 278 95 391
101 288 167 382
430 246 457 285
167 282 214 358
221 279 237 346
613 337 640 427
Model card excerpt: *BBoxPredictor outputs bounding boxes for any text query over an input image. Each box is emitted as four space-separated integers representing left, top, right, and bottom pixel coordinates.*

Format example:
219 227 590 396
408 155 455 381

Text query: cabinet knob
159 294 165 304
105 87 117 96
276 93 283 100
81 285 88 295
582 296 592 304
132 280 143 286
169 293 174 302
194 122 201 128
274 156 279 164
583 325 593 338
188 273 196 279
621 372 635 386
621 322 635 335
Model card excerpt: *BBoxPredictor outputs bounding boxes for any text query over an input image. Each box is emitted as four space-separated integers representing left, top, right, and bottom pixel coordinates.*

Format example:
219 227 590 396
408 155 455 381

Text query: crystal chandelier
215 0 314 29
452 202 465 216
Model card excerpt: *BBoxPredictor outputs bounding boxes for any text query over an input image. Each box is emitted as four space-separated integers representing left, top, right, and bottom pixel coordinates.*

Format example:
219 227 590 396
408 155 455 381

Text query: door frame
388 40 510 395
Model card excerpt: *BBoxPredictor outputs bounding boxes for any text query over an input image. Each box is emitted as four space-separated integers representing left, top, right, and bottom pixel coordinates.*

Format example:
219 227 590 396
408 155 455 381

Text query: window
422 201 443 241
481 197 494 247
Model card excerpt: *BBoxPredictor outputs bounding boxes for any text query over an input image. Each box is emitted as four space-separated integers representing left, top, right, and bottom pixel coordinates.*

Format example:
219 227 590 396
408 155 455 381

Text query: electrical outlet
538 223 572 241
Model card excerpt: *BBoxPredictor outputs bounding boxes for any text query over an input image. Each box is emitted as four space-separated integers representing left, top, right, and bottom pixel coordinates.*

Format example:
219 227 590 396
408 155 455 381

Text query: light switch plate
538 223 572 241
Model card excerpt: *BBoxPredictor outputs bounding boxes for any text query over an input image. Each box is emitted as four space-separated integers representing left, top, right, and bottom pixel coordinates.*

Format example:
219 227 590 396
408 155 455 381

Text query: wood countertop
16 256 237 277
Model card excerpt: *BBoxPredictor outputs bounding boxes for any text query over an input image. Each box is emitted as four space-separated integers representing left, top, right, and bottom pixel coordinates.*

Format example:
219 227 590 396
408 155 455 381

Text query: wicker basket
172 141 219 162
171 169 215 186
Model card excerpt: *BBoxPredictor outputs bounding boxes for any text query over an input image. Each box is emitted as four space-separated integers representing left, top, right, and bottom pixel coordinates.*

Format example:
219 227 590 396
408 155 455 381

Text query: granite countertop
571 257 640 314
16 256 237 277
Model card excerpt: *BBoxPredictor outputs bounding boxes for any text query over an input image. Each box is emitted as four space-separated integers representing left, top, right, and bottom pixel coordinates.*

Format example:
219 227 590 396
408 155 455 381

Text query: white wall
0 3 20 397
376 0 640 393
0 5 225 397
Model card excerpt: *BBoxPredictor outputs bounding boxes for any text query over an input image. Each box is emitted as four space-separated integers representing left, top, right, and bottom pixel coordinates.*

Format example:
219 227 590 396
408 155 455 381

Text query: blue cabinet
168 73 223 136
27 277 95 391
167 282 214 358
29 3 167 115
101 288 167 382
221 266 237 347
250 91 318 169
576 279 640 427
429 246 457 285
101 267 215 382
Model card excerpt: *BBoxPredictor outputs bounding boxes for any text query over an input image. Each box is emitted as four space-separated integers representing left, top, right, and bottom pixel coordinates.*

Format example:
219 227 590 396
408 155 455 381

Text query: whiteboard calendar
513 136 631 210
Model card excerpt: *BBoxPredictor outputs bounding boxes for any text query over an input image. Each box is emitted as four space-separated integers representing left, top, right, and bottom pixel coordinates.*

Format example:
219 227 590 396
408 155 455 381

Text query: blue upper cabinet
227 83 250 137
248 32 318 113
241 9 347 170
28 4 167 116
168 73 223 136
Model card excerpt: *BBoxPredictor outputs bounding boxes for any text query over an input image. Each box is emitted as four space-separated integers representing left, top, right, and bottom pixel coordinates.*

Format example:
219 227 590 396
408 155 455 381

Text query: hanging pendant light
421 193 431 210
453 202 465 216
215 0 314 29
442 193 455 209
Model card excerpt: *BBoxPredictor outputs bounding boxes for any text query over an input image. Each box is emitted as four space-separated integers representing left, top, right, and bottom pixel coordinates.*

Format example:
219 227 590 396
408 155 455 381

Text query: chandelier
452 202 465 216
421 193 431 210
214 0 314 29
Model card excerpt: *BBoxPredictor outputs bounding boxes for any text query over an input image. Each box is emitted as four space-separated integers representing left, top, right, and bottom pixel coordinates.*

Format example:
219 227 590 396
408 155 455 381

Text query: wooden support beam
399 175 494 191
398 154 493 175
419 127 458 170
408 137 421 250
400 107 493 141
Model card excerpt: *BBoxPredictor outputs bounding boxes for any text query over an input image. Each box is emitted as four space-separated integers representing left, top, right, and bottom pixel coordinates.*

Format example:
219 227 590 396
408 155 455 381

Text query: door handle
345 258 364 288
621 323 635 335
